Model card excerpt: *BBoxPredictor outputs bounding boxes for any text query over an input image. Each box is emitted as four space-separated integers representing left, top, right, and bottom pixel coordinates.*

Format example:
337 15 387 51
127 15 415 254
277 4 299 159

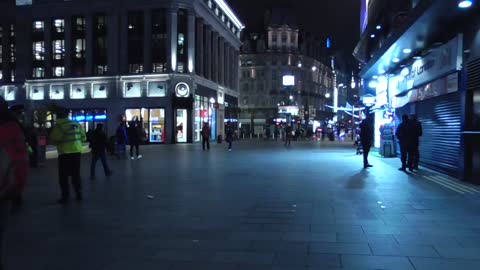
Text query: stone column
212 31 218 83
119 12 129 74
195 19 204 77
64 15 72 77
234 50 239 91
85 14 94 75
204 25 212 80
219 37 225 86
287 30 292 51
167 8 178 72
267 30 272 50
44 20 53 78
107 13 119 75
187 13 195 74
293 32 299 51
276 31 281 51
143 10 152 73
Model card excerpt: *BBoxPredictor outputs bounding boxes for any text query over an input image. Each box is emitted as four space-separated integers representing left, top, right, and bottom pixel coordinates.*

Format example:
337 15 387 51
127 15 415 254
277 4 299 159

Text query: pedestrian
89 124 113 180
396 114 412 171
127 120 142 160
360 113 374 169
410 114 422 170
226 123 234 151
274 127 280 141
115 122 128 158
285 124 293 147
0 145 15 270
202 122 211 150
49 107 86 204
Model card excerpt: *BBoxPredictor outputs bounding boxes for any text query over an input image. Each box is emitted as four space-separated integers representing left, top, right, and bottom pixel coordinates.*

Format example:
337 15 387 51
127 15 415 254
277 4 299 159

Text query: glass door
176 109 188 143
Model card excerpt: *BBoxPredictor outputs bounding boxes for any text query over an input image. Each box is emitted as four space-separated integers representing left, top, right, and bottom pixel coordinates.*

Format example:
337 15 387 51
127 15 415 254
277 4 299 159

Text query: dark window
177 9 188 73
93 14 108 74
128 11 144 73
73 16 86 33
152 9 167 72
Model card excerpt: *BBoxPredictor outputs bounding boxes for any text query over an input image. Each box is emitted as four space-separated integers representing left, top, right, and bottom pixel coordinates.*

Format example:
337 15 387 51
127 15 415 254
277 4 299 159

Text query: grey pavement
5 140 480 270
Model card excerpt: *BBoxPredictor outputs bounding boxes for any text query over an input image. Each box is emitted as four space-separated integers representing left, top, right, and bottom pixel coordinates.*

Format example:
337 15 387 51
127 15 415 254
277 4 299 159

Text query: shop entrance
176 109 188 143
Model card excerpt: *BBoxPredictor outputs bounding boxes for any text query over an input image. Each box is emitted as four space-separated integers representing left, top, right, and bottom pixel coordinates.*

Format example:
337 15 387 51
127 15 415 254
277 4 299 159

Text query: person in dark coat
396 114 412 171
409 114 423 170
202 122 211 151
115 122 128 158
360 114 374 169
127 120 142 159
89 124 112 180
225 123 234 151
285 124 293 147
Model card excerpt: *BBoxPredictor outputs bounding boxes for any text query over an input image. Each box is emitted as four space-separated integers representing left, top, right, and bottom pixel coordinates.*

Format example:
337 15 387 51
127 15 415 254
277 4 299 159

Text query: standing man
396 114 412 171
410 115 423 170
285 124 293 147
225 123 234 151
89 124 112 180
115 122 128 158
50 107 86 204
360 113 374 169
202 122 211 151
127 120 142 160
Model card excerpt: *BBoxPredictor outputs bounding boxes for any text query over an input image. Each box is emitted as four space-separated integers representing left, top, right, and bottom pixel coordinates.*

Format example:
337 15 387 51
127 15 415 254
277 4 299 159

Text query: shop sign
175 82 190 98
393 73 458 108
278 106 299 116
394 35 462 96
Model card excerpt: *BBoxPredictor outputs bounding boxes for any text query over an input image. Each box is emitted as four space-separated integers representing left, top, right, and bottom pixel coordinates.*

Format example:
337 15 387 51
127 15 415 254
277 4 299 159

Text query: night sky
228 0 360 57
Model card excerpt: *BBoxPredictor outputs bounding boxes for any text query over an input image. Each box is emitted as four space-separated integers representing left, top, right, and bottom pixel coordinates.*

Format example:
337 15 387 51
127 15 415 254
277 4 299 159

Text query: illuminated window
74 39 85 59
128 64 143 74
71 84 86 99
33 21 44 32
53 19 65 33
124 82 142 98
32 41 44 60
10 70 15 82
32 67 44 78
30 86 45 100
50 85 65 100
10 44 15 63
148 81 167 97
74 17 85 32
95 65 108 75
53 40 65 60
152 63 166 73
53 66 65 77
92 84 107 99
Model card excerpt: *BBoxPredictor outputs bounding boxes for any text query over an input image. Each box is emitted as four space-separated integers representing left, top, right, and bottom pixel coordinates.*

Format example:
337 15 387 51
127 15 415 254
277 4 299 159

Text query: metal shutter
416 91 462 177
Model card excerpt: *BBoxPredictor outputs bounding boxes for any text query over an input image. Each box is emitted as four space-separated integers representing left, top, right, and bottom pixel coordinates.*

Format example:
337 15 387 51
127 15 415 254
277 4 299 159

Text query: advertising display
278 106 299 116
282 75 295 86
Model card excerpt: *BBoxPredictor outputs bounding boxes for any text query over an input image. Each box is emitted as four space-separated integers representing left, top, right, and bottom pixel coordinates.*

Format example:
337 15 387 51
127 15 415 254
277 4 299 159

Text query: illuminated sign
282 75 295 86
175 82 190 97
16 0 32 5
278 106 299 116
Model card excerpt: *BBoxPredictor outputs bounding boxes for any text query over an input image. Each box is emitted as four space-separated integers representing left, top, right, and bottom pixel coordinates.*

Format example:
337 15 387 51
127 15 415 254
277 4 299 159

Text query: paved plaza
5 141 480 270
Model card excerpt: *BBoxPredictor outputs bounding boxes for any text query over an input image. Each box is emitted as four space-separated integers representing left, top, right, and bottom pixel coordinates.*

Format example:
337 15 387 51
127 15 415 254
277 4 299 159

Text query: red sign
200 110 207 118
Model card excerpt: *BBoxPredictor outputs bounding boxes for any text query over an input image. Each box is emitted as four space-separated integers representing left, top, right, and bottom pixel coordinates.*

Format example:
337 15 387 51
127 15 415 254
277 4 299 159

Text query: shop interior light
458 0 473 8
298 62 302 68
403 48 412 54
368 81 378 88
376 25 382 30
312 66 317 71
372 75 378 79
401 67 410 76
370 34 375 39
392 58 400 63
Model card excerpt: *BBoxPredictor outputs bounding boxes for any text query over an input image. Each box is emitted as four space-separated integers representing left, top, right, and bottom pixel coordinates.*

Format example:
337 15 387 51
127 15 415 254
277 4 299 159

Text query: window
32 67 44 78
10 70 15 82
50 85 65 100
92 83 107 99
124 82 142 98
30 86 45 100
74 39 85 59
33 21 44 32
53 66 65 77
74 17 85 32
0 71 2 80
53 19 65 33
95 65 108 75
95 15 106 32
148 81 167 97
10 25 14 38
32 41 44 61
152 63 166 73
128 64 143 74
10 44 15 63
178 33 185 55
53 40 65 60
71 84 86 99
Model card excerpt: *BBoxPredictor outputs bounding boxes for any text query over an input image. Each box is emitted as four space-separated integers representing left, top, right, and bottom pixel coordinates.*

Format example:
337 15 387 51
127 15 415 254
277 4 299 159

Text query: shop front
125 108 166 144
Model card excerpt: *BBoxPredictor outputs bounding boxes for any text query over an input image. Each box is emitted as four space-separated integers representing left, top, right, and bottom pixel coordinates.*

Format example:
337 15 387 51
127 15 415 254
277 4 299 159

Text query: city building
0 0 244 144
355 0 480 182
238 9 337 137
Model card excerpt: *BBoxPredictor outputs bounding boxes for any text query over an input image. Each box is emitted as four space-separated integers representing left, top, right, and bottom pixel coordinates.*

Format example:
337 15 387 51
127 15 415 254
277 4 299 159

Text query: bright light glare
392 58 400 63
368 81 378 88
403 48 412 54
458 0 473 8
325 93 331 98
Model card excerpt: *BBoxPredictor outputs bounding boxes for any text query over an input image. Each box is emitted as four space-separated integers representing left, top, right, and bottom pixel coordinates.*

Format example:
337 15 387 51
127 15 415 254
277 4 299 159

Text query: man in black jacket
409 114 423 170
89 124 112 180
396 114 412 171
360 114 374 169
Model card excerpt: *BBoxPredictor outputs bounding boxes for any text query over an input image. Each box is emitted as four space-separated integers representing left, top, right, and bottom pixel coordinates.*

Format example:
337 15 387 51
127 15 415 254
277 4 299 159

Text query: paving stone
310 242 372 255
341 255 416 270
369 243 440 257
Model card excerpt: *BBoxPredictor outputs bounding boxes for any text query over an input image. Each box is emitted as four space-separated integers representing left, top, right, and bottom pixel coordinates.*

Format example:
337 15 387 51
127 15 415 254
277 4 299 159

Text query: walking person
128 120 142 160
396 114 412 172
115 122 128 158
89 124 113 180
360 114 374 169
225 123 234 151
410 115 423 170
274 127 280 142
50 107 86 204
202 122 211 151
285 124 293 147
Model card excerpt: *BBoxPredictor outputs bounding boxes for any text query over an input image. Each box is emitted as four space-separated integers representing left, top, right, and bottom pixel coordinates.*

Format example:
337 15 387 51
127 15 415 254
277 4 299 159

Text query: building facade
355 0 480 183
238 11 335 136
0 0 243 144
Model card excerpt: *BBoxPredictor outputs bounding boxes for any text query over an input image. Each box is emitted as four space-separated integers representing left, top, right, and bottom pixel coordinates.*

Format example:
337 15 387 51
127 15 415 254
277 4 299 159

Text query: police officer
50 107 86 204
